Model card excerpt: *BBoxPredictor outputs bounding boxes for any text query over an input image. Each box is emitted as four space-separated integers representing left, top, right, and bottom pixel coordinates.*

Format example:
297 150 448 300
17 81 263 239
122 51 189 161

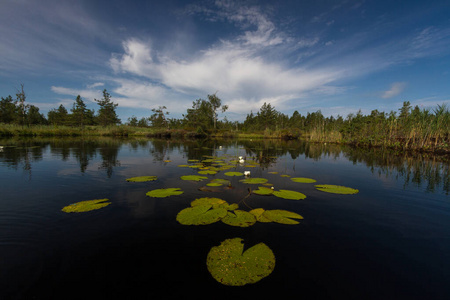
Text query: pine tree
95 89 120 126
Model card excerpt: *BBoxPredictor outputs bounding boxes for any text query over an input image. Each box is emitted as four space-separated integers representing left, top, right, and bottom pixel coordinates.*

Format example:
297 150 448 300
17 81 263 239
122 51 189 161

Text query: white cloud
87 82 105 89
50 86 102 102
381 82 407 99
108 0 345 118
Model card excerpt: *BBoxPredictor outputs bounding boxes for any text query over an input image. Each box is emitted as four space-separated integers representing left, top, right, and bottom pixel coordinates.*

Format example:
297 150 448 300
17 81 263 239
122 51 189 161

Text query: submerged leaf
176 205 227 225
291 177 316 183
207 238 275 286
221 210 257 227
263 209 303 224
62 198 110 213
126 176 157 182
146 188 184 198
239 178 268 184
273 189 306 200
315 184 359 194
180 175 208 181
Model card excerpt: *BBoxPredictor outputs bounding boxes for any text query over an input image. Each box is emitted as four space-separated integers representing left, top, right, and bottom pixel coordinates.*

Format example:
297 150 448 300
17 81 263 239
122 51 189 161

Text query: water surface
0 138 449 299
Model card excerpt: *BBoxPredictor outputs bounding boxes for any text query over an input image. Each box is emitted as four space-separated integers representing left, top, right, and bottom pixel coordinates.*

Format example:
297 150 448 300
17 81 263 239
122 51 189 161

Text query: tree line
0 87 120 127
1 86 448 150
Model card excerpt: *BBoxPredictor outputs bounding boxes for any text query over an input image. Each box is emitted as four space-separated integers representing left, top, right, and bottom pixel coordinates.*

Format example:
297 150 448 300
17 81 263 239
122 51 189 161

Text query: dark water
0 138 449 299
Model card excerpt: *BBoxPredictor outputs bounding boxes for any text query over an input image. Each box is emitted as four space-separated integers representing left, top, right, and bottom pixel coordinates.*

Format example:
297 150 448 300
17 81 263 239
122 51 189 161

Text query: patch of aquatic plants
60 151 359 286
61 198 111 213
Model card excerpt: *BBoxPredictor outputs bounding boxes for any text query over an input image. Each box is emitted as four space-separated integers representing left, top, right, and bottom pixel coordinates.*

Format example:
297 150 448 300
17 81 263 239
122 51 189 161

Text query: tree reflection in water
0 137 448 194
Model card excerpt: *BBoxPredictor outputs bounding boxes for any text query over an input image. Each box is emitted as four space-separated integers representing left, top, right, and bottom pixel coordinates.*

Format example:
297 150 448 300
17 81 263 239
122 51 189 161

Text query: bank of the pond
1 124 448 155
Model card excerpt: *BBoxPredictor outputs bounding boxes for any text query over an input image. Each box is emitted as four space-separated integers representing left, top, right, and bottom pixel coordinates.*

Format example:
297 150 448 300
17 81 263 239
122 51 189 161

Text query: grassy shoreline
0 124 448 154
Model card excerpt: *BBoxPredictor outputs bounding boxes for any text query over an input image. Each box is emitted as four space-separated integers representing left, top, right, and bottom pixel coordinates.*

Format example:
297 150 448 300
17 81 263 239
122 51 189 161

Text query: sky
1 0 450 122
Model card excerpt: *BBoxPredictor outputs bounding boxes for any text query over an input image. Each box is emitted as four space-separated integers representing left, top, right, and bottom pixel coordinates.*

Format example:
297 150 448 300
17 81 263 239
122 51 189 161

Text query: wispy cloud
381 82 407 99
4 0 450 121
109 1 345 116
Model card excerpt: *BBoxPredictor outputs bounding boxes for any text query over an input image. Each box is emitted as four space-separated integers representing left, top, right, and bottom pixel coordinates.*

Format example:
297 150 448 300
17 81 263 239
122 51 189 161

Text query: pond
0 137 449 299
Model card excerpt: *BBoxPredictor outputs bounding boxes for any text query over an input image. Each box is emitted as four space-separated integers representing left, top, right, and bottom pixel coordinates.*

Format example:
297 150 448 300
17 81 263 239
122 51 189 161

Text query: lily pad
62 198 111 213
126 176 157 182
221 210 257 227
224 171 244 176
207 238 275 286
146 188 184 198
180 175 208 181
206 182 223 187
176 205 227 225
239 178 268 184
191 197 227 208
249 208 272 223
273 189 306 200
315 184 359 194
198 170 218 175
210 178 231 186
263 209 303 224
252 186 274 195
291 177 316 183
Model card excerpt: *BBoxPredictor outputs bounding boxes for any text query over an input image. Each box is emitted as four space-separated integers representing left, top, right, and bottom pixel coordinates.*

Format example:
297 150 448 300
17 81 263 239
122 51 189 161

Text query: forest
0 86 449 153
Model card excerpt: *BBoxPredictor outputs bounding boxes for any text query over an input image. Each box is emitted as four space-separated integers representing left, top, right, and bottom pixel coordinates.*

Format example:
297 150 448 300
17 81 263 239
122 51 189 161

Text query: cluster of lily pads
61 152 359 286
176 197 304 227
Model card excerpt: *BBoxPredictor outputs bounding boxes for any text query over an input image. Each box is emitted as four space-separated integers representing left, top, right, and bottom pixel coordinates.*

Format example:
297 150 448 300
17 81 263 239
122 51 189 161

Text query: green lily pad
180 175 209 181
210 178 231 185
62 198 111 213
263 209 304 224
191 197 227 208
206 182 223 187
224 171 244 176
146 188 184 198
252 186 274 195
176 205 228 225
249 208 272 223
126 176 157 182
315 184 359 194
239 178 268 184
291 177 316 183
207 238 275 286
198 170 218 175
221 210 257 227
273 189 306 200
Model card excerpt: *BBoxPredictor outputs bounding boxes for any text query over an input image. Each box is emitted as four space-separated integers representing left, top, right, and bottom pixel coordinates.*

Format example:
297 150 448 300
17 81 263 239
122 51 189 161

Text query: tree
95 89 120 126
16 84 28 126
207 93 228 131
0 95 17 124
27 105 46 125
183 98 213 131
127 116 139 127
257 102 277 130
150 106 169 128
48 104 69 126
71 95 91 127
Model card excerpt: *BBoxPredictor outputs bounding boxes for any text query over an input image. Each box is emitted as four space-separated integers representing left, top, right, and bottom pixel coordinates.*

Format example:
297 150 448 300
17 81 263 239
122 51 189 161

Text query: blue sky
1 0 450 122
